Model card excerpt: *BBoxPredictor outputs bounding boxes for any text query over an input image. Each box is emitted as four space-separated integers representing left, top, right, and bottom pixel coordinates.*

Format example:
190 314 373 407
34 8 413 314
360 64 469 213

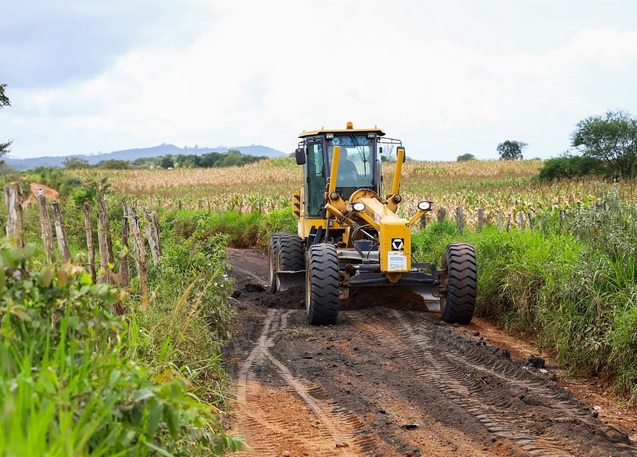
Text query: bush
538 155 606 181
0 242 242 455
412 209 637 400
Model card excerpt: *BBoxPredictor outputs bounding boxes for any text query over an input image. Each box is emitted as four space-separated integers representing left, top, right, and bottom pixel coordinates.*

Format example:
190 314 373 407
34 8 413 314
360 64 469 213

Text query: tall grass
412 209 637 401
0 241 242 456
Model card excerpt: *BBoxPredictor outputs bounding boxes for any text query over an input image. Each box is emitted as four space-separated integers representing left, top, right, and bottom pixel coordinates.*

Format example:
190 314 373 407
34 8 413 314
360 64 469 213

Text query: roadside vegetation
3 103 637 454
0 178 243 456
410 194 637 399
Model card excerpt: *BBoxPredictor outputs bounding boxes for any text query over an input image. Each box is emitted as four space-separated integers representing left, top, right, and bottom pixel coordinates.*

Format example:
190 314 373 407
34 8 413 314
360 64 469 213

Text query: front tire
306 244 339 325
440 243 477 324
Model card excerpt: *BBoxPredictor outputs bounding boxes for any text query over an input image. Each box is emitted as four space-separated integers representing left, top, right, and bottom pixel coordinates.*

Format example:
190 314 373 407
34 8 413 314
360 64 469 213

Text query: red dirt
23 182 59 206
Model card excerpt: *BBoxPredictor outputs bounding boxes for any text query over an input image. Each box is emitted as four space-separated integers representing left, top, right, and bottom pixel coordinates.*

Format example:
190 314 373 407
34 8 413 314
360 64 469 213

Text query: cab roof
298 123 385 139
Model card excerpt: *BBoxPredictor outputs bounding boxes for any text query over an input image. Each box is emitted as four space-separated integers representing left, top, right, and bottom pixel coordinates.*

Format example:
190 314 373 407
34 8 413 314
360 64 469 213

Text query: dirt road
223 248 637 456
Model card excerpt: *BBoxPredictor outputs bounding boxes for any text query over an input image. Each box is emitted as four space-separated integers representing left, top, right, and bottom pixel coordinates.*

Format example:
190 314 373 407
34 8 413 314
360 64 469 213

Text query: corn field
61 158 637 226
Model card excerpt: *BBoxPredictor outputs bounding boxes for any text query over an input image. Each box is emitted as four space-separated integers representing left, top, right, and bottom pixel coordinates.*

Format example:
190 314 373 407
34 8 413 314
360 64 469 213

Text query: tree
571 110 637 179
159 155 174 169
0 84 12 159
63 156 90 169
457 153 476 162
497 140 527 160
97 159 130 169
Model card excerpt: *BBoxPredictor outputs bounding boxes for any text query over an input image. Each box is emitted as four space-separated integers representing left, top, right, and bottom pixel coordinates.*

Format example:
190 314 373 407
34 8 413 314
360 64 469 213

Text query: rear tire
268 233 284 293
440 243 477 324
306 244 339 325
277 234 305 272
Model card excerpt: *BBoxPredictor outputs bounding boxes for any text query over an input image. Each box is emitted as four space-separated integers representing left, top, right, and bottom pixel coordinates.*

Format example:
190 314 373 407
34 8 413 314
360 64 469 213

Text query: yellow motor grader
269 122 477 325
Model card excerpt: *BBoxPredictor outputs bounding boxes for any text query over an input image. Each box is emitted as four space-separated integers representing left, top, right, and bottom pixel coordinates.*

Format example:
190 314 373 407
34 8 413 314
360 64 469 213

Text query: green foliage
412 199 637 400
25 167 66 191
63 156 91 169
159 155 175 169
0 243 241 455
0 84 11 158
538 154 607 181
572 110 637 179
97 159 131 169
260 207 297 240
165 209 268 248
456 153 476 162
143 233 236 392
412 219 460 261
497 140 527 160
111 151 268 170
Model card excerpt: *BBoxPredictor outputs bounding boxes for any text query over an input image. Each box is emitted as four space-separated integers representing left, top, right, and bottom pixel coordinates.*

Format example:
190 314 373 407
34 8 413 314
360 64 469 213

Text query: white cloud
3 1 637 161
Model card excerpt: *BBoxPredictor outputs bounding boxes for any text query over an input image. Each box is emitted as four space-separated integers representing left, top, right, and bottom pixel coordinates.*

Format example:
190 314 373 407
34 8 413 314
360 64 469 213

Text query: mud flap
276 271 306 292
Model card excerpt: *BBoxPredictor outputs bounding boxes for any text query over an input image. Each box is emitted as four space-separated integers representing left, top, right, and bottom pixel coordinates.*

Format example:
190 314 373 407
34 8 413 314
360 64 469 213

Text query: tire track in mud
349 309 635 457
232 308 383 456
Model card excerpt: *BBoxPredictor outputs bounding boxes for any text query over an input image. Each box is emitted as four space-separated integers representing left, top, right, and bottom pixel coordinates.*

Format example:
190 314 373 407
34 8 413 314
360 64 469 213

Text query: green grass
0 239 242 456
411 215 637 401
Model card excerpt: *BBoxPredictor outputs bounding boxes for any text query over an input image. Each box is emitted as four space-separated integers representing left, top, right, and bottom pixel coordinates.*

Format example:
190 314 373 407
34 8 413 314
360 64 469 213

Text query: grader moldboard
268 122 477 326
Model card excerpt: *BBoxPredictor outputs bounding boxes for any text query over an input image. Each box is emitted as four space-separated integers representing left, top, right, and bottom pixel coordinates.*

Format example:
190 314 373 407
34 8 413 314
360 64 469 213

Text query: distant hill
4 143 288 171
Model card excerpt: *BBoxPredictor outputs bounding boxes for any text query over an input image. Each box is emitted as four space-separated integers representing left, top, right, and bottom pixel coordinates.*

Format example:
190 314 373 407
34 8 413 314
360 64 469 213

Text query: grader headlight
351 202 366 212
417 201 432 211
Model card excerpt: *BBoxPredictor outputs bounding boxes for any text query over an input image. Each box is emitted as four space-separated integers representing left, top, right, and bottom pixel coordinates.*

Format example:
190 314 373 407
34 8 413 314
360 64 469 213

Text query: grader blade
276 271 305 292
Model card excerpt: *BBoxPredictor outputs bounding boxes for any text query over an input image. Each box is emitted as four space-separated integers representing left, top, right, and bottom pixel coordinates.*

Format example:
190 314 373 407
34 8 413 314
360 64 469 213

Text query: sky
2 0 637 162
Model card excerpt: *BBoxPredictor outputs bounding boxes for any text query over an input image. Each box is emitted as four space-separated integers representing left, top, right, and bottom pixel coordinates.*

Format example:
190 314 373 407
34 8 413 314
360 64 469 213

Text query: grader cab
268 122 477 325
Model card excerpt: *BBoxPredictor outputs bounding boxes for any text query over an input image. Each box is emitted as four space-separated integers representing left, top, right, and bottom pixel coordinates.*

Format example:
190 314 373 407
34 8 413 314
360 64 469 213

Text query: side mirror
295 147 306 165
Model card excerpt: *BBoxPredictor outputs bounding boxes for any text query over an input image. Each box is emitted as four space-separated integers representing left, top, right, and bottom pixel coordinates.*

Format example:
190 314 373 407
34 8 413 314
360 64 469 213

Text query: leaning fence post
477 208 484 231
5 183 25 248
83 201 96 283
143 208 162 263
37 195 56 263
51 201 72 263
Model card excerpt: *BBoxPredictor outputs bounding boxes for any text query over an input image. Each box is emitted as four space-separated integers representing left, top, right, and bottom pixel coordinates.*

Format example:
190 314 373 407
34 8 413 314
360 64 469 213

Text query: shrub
0 242 242 455
538 155 606 181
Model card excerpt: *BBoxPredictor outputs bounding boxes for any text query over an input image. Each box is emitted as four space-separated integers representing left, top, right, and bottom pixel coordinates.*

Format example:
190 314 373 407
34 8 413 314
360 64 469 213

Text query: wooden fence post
37 195 56 263
83 201 96 283
143 209 162 263
477 208 484 231
127 205 148 310
419 213 428 230
455 207 464 232
517 212 526 230
437 207 447 223
120 202 130 288
97 191 115 283
5 183 25 248
51 201 72 263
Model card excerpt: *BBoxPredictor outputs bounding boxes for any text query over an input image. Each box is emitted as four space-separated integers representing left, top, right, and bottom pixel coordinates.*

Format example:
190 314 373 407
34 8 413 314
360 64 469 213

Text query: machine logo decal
391 238 405 250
